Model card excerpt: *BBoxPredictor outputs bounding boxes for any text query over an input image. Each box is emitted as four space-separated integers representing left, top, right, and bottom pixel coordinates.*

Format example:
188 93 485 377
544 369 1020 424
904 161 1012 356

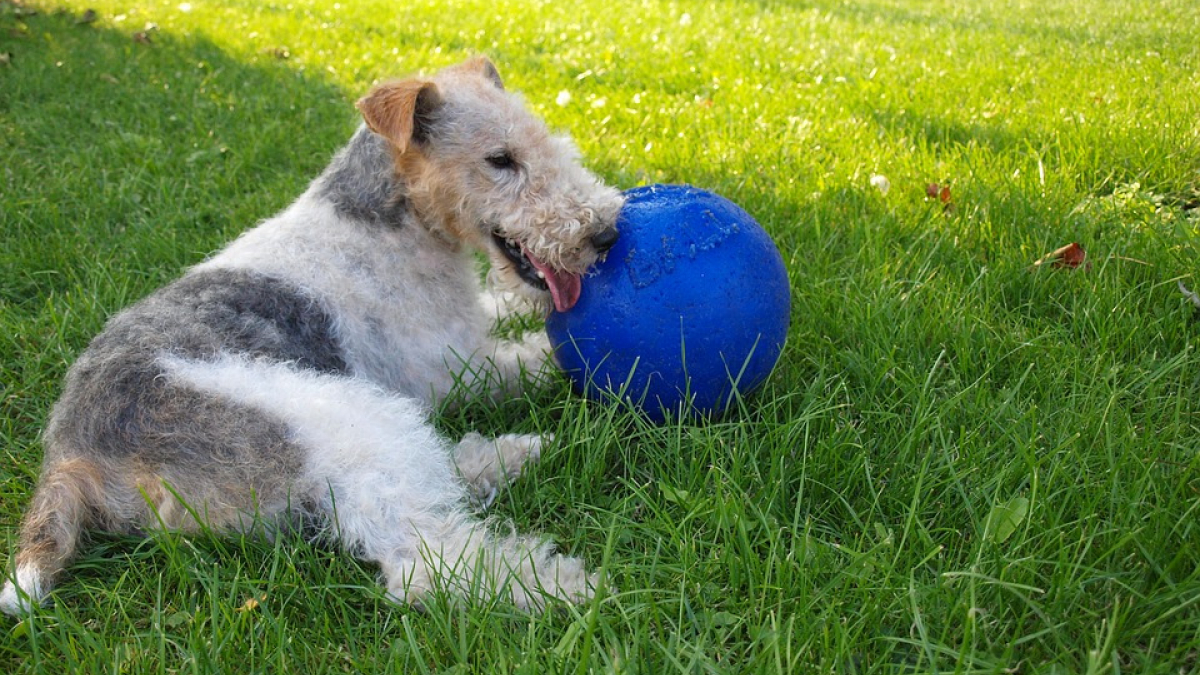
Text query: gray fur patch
42 269 346 484
314 126 408 226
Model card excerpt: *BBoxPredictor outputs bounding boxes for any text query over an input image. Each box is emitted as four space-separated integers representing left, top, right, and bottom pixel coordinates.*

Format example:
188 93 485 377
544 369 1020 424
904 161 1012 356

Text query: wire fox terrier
1 56 624 616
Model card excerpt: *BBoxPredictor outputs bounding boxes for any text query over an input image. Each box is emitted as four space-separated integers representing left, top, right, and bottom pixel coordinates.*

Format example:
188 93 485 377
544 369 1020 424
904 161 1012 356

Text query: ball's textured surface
546 184 790 422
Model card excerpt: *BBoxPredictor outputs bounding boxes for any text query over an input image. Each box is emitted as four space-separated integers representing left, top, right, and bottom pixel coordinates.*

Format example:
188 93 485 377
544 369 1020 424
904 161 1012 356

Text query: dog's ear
356 79 444 153
460 55 504 91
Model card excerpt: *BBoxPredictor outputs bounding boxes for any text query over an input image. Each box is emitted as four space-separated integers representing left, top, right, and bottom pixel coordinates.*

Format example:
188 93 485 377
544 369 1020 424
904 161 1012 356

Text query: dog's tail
1 458 102 617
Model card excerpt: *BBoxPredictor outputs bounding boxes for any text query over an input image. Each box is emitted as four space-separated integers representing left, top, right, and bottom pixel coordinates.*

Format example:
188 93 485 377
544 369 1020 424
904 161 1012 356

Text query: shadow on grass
0 3 353 308
0 3 360 623
0 3 362 460
867 105 1026 159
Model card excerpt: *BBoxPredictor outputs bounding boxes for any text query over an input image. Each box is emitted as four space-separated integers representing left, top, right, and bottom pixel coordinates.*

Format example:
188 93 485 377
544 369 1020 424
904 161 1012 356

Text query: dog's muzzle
589 227 619 254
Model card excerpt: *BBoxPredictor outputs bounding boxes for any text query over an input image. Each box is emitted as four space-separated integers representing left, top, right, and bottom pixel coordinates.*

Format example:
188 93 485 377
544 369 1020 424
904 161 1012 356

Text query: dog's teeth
536 269 545 279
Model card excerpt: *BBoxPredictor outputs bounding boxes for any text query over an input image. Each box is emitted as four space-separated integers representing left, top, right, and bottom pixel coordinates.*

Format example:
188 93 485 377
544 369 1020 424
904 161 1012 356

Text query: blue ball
546 184 790 422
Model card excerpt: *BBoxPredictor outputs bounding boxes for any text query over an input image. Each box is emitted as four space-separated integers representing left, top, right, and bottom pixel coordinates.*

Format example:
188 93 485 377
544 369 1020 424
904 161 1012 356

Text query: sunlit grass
2 0 1199 672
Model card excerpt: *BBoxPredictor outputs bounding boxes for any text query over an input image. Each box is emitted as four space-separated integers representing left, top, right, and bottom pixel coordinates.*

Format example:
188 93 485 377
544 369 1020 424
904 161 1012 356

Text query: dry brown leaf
133 22 158 44
1033 242 1089 270
925 182 955 213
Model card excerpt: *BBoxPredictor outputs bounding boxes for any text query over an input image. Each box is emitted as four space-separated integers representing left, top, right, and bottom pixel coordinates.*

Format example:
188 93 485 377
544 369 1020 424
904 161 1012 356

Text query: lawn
2 0 1199 672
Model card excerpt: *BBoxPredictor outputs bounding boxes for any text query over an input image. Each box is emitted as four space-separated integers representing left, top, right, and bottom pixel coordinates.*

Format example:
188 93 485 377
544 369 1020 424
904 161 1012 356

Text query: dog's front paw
454 432 549 507
492 433 546 479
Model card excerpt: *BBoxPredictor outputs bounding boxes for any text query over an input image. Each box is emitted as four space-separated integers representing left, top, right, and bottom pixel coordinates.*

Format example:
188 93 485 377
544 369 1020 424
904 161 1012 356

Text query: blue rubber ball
546 184 791 422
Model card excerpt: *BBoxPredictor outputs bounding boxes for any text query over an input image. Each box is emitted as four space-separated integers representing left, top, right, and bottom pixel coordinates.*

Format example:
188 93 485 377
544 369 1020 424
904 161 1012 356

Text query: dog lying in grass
1 56 622 616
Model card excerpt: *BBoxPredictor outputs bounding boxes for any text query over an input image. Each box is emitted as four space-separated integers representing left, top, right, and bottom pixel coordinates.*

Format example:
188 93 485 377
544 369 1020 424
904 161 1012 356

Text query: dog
0 56 623 616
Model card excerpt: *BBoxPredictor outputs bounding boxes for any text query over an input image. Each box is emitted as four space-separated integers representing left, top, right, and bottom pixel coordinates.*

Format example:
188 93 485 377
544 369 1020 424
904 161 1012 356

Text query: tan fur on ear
356 79 443 153
457 55 504 90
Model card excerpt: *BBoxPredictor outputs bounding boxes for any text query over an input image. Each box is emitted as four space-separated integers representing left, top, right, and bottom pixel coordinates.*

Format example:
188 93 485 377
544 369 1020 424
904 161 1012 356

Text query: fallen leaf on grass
1033 242 1089 270
0 52 11 67
985 496 1029 544
237 594 267 612
925 182 955 213
133 22 158 44
926 182 951 202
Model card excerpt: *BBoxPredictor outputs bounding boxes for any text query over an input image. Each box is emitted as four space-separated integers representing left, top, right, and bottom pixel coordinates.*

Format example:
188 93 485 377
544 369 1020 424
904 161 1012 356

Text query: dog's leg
465 332 555 400
160 355 590 612
352 432 591 611
443 332 554 403
498 331 555 374
452 432 545 507
477 289 536 324
379 511 594 612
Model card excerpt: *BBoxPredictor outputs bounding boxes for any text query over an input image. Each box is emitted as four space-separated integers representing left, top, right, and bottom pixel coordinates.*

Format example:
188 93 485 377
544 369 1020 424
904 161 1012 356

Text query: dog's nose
590 227 619 253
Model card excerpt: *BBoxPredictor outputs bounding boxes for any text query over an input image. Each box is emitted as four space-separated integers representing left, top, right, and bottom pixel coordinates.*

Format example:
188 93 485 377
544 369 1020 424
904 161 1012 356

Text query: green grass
3 0 1200 671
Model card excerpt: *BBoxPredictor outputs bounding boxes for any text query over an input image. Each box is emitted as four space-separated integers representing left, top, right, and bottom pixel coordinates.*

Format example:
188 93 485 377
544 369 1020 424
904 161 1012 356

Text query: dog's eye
485 151 517 170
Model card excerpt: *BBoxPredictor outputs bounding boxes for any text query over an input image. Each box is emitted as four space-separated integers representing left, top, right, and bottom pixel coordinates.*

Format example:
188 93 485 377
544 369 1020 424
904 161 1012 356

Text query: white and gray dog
1 56 623 615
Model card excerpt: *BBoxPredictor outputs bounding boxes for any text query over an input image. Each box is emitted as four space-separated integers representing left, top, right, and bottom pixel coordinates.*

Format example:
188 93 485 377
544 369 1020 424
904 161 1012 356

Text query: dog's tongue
523 249 581 313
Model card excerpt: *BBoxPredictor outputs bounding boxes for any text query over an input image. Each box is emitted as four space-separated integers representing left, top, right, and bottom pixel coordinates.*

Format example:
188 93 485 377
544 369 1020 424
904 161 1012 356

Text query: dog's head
357 57 624 313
